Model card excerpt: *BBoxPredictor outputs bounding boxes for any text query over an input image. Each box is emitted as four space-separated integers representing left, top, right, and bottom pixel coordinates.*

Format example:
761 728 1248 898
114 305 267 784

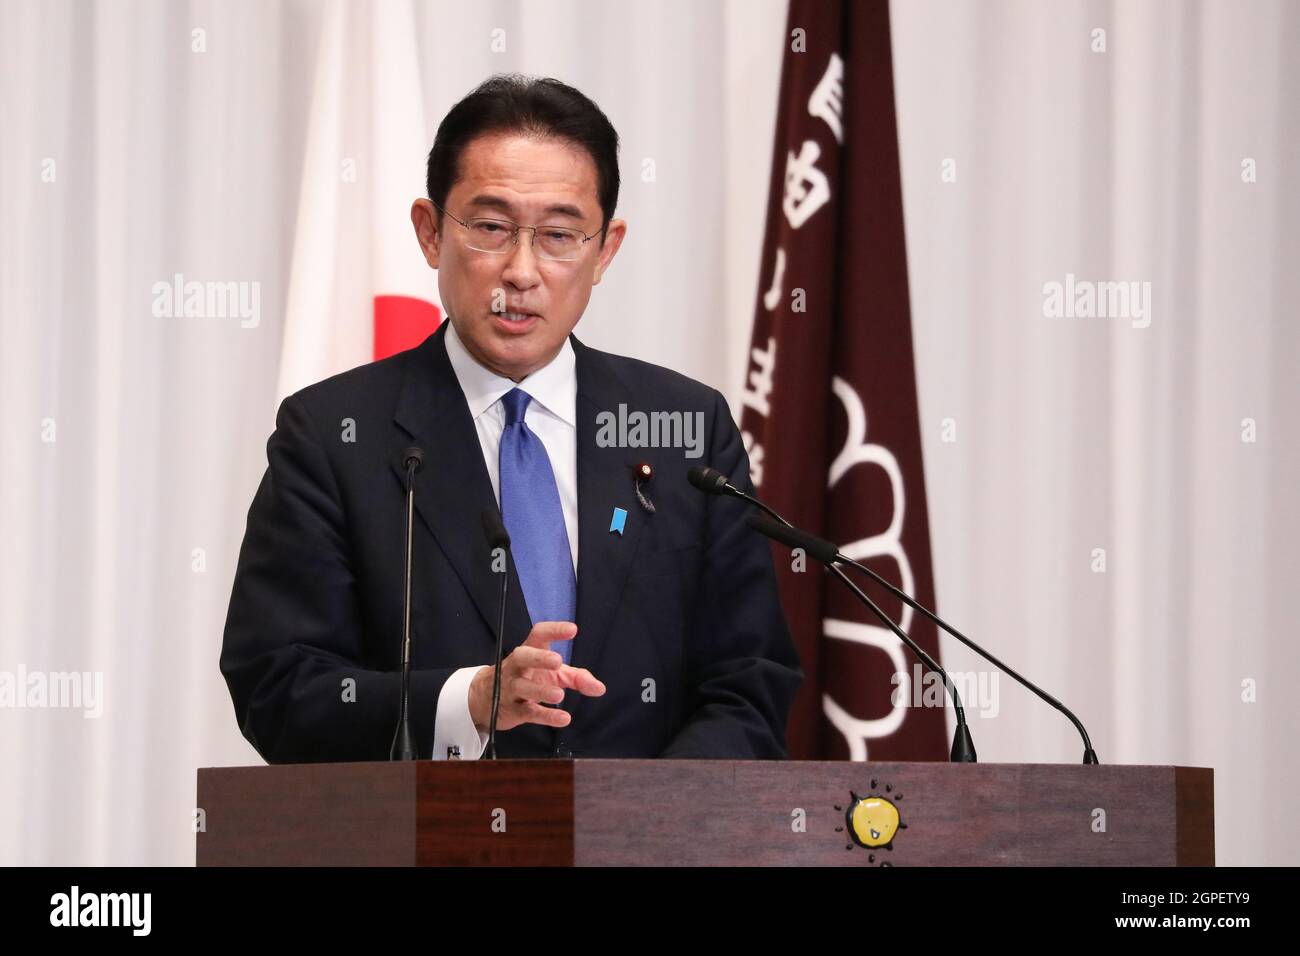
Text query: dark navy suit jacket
220 322 801 762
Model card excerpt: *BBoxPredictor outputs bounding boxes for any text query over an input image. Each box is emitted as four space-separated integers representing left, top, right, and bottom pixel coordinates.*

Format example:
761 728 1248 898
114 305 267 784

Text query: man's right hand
468 621 606 733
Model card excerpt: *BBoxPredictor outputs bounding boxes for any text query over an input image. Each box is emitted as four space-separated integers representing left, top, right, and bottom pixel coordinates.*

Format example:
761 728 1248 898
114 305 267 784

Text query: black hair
426 74 620 238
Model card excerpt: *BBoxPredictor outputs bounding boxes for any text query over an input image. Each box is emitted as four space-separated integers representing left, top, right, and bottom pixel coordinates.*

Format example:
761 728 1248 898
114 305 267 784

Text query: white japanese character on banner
782 141 830 229
808 52 845 144
762 247 787 312
739 336 777 418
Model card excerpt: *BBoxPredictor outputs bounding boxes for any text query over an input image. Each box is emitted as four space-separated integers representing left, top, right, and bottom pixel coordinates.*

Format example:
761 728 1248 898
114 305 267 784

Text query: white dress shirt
431 320 579 760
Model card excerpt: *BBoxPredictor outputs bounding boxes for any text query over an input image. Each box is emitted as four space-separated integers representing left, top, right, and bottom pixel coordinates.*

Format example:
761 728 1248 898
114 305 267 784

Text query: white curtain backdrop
892 0 1299 868
0 0 1294 866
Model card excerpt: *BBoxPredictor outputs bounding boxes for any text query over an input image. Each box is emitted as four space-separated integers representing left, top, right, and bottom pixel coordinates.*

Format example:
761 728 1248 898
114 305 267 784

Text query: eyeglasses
432 200 600 262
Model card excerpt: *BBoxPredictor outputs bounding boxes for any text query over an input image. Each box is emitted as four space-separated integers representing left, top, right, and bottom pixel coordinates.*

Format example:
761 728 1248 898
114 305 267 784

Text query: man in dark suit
220 75 801 762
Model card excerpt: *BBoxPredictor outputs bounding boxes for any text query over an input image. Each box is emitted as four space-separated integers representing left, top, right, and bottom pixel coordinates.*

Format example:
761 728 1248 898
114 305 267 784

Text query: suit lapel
566 334 646 721
391 324 531 654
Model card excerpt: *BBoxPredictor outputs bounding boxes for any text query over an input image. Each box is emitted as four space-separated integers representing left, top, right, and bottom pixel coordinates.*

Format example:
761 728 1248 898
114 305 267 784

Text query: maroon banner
739 0 947 760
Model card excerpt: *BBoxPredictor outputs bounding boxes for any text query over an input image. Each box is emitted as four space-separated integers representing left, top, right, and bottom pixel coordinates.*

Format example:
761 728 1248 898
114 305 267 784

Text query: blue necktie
498 388 577 663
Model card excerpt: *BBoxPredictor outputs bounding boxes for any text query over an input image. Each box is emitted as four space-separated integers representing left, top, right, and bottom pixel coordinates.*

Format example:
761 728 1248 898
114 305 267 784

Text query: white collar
444 319 577 427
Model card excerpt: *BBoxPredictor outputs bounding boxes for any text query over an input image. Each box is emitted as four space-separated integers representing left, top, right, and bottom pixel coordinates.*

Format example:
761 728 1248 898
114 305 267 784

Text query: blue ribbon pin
609 507 628 535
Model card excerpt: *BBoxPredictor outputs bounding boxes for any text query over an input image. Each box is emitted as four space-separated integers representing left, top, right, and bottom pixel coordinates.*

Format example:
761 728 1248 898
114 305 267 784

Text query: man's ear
411 199 441 269
592 218 627 286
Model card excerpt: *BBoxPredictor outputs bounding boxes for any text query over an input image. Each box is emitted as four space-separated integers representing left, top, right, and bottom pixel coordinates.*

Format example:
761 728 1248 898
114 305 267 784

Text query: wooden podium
195 760 1213 866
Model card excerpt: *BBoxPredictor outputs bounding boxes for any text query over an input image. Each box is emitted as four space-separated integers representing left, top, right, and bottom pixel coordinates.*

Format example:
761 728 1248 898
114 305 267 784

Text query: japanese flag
276 0 441 404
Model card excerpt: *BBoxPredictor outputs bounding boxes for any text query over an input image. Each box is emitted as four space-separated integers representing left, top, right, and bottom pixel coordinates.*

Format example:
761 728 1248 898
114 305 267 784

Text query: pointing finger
523 621 578 648
509 676 566 705
556 666 606 697
509 645 563 671
520 702 571 728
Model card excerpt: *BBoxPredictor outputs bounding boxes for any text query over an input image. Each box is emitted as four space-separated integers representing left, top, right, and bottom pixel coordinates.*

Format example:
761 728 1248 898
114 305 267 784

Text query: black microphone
743 512 1099 764
745 511 977 762
747 516 839 565
688 464 976 762
390 446 424 761
480 509 511 760
686 464 732 496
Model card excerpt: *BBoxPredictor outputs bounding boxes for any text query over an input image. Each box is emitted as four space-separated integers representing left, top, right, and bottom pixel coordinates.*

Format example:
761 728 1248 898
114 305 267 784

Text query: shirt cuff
433 666 490 760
